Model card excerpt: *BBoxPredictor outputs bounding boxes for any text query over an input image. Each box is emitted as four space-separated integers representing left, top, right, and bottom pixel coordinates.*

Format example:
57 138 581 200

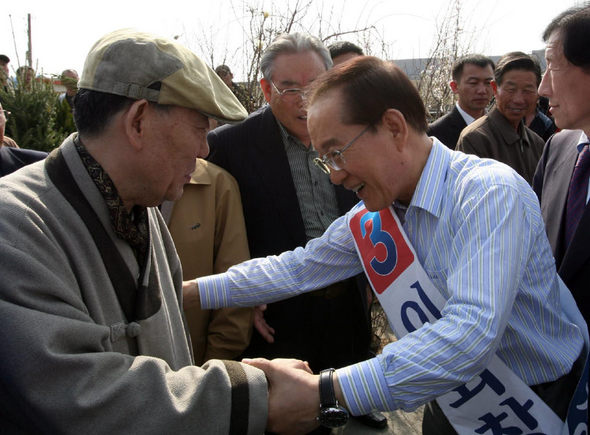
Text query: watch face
319 406 349 428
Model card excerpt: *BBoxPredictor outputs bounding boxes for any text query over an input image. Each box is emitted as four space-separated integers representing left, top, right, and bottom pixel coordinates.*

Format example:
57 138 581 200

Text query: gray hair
260 33 333 81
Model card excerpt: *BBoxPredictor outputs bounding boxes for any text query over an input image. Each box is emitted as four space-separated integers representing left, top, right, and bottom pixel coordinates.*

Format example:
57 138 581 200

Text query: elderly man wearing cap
0 29 303 434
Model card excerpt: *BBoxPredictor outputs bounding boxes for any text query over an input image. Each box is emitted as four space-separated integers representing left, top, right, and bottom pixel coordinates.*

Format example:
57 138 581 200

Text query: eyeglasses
270 80 305 99
313 124 371 175
1 109 10 117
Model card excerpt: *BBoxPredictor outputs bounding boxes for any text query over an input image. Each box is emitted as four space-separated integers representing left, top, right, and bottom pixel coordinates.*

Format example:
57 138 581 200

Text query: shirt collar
401 138 450 218
577 131 590 152
456 103 476 125
187 159 212 185
276 118 310 151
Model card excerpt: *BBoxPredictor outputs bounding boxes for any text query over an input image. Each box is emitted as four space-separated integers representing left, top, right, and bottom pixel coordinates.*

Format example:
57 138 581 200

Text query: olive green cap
79 29 247 123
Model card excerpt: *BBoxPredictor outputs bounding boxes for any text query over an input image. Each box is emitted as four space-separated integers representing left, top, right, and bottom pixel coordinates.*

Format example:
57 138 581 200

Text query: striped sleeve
198 213 363 309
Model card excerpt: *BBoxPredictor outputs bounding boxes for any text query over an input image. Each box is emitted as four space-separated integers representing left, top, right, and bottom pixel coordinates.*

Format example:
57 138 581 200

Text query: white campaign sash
348 204 575 434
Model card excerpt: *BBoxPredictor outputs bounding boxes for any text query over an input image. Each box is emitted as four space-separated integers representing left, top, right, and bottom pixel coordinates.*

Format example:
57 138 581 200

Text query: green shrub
1 76 75 152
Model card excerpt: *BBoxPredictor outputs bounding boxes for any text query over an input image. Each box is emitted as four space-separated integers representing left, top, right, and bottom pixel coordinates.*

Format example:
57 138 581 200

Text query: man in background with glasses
207 32 384 430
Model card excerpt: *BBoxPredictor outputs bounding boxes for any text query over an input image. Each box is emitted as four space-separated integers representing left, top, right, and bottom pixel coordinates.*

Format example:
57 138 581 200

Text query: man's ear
491 80 498 96
382 108 408 151
260 78 272 104
449 80 459 94
124 99 150 151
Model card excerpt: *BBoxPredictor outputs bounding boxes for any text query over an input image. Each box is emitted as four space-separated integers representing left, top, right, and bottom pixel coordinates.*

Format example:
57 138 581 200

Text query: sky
1 0 582 81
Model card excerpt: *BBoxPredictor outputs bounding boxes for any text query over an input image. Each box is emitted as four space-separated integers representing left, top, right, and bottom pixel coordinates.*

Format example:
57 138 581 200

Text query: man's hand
243 358 319 434
254 304 275 343
182 280 200 309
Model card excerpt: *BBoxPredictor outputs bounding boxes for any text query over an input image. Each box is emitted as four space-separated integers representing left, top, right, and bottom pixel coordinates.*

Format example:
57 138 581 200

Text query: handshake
242 358 349 434
183 282 352 434
244 358 320 434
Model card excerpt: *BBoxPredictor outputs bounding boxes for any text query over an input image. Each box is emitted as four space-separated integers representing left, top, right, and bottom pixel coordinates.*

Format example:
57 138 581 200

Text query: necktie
564 144 590 249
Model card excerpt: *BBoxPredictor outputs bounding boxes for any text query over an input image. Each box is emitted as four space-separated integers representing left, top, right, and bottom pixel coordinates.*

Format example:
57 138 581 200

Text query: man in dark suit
207 32 383 429
533 4 590 324
428 55 495 149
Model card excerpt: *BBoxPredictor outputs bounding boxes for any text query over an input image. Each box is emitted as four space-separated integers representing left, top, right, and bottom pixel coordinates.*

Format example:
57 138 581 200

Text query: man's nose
199 138 210 159
329 168 345 185
297 95 306 108
476 83 489 94
538 72 551 98
513 90 527 104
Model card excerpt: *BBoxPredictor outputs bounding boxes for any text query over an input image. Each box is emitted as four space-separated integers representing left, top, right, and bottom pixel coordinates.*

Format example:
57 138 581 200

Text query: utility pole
26 13 32 68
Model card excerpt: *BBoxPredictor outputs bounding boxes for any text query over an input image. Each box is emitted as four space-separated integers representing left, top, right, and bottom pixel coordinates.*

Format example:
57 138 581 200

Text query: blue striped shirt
198 139 583 414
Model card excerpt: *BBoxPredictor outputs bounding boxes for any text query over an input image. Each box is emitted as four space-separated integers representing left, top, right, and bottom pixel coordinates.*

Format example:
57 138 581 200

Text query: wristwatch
318 368 349 428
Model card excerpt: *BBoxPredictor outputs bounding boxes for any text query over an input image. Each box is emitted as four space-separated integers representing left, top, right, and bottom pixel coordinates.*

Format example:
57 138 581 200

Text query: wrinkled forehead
307 92 348 149
271 50 327 82
497 69 538 86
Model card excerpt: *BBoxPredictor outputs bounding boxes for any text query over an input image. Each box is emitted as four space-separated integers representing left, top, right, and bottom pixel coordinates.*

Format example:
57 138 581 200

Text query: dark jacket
528 109 557 142
427 106 467 149
456 108 545 184
0 146 47 176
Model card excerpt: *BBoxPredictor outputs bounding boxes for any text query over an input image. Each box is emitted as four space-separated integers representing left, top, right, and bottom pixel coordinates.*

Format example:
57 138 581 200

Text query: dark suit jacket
533 129 590 323
207 105 371 370
427 106 467 149
0 146 47 177
529 109 557 142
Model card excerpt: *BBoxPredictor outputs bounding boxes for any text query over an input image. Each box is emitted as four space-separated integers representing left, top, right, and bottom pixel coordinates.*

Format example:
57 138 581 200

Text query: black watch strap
319 368 337 407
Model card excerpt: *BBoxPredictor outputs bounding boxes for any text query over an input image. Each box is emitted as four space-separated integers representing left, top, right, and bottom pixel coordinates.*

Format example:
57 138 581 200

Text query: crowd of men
0 4 589 434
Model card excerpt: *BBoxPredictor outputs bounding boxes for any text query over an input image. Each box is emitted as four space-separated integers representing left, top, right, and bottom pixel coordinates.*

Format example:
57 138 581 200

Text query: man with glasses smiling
188 56 585 433
207 32 382 429
313 124 371 175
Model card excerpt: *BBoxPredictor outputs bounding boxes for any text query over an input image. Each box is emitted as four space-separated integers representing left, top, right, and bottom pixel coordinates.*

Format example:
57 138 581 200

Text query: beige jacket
166 159 253 365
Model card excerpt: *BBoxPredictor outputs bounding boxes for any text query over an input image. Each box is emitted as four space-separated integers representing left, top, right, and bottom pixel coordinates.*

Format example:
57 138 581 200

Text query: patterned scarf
74 137 149 267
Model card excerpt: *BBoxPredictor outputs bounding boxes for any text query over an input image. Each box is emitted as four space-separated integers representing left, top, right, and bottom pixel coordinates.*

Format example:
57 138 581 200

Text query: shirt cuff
336 357 396 415
197 274 231 309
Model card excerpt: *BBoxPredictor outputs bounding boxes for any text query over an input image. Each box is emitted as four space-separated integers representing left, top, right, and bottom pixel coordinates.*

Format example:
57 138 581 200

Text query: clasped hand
243 358 321 434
